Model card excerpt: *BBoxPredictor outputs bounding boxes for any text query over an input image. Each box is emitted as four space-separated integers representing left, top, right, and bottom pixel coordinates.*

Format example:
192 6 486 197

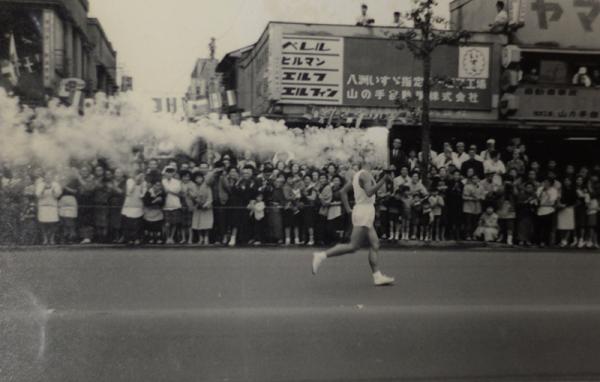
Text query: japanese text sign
279 35 344 105
343 38 492 110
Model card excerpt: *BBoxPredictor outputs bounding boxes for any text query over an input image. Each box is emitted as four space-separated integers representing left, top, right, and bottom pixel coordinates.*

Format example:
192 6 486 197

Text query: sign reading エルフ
279 35 344 104
275 35 492 110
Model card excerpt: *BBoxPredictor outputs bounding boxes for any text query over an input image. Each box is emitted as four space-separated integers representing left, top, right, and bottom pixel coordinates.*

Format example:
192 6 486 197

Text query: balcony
505 84 600 124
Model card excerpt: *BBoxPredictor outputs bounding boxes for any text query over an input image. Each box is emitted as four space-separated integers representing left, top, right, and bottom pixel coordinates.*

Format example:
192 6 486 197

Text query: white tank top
353 170 376 206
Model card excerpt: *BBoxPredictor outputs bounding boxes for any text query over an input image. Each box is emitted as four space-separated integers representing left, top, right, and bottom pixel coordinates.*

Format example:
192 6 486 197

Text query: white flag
9 33 20 78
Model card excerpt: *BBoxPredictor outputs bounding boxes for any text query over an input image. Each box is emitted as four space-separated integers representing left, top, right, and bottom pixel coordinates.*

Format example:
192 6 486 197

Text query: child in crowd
474 206 499 242
428 187 445 241
249 192 266 245
420 198 433 241
399 186 412 241
585 188 599 248
143 178 165 244
388 187 402 241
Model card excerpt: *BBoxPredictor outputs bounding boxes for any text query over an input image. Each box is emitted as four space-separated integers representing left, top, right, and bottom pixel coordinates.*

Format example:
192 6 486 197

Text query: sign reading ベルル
343 38 492 110
279 35 344 105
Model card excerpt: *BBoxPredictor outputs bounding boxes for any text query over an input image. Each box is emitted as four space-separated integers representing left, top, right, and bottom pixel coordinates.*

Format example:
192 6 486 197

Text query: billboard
343 39 492 110
273 35 493 110
0 8 45 102
509 86 600 122
279 35 344 105
514 0 600 50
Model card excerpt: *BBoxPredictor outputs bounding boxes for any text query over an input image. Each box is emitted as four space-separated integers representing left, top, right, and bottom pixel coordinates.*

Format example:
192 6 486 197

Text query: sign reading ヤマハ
279 35 344 105
515 0 600 49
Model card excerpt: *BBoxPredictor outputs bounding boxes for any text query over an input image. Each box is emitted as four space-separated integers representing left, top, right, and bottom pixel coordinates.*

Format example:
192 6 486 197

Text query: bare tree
393 0 469 185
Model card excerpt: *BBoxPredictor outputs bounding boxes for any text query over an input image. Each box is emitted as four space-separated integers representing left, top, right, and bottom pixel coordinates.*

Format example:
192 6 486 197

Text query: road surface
2 247 600 381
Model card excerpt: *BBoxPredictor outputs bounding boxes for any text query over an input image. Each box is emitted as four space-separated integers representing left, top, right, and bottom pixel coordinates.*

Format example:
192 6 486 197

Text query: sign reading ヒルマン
275 35 492 110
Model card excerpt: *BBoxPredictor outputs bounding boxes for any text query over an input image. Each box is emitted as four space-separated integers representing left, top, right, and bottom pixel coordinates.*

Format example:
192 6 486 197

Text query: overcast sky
89 0 450 96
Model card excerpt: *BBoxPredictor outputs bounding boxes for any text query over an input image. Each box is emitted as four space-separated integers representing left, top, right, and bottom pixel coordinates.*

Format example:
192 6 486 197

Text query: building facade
87 17 117 95
451 0 600 161
0 0 117 104
217 22 506 144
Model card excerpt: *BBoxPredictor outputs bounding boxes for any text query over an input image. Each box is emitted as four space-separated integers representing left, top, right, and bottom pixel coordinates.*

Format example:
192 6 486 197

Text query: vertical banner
279 35 344 105
209 92 222 110
226 90 237 106
43 10 54 88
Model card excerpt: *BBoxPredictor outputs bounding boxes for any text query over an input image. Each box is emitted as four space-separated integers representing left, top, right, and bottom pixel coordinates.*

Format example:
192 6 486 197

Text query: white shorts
352 204 375 228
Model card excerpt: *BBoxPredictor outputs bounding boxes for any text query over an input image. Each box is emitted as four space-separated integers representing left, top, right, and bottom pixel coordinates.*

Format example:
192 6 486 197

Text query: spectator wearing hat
162 164 183 244
480 139 496 162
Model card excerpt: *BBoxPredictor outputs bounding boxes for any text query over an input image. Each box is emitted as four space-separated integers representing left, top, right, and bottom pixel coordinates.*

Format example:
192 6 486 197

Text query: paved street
2 247 600 382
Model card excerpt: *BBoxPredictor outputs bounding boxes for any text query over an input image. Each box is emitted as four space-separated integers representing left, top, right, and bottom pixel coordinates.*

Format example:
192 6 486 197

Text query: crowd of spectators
1 136 600 249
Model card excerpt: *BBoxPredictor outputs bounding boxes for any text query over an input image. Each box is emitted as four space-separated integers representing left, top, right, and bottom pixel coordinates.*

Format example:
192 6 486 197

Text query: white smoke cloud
0 89 389 171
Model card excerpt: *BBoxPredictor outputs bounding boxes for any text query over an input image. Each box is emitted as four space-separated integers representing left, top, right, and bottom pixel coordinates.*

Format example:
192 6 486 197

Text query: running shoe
373 272 395 286
312 252 326 275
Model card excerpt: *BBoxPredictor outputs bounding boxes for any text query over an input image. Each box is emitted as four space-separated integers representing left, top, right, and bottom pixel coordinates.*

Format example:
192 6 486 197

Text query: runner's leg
324 226 366 258
366 227 381 274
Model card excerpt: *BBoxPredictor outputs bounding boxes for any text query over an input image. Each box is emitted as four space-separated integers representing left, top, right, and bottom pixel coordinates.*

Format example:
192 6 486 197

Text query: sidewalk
1 241 599 252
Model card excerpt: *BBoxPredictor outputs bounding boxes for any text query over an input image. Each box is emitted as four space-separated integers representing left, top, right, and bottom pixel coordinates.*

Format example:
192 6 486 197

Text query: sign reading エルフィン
274 35 492 110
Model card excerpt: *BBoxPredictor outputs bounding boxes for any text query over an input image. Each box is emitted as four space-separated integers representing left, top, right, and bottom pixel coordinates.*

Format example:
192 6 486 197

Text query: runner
312 164 395 286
